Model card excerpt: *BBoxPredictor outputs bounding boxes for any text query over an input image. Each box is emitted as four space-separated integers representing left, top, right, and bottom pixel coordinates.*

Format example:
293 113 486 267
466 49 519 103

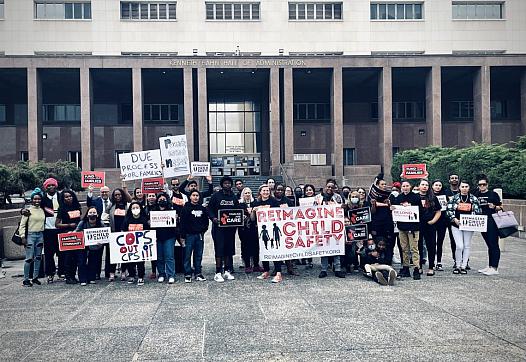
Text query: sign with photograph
348 207 371 224
218 209 244 227
346 224 368 242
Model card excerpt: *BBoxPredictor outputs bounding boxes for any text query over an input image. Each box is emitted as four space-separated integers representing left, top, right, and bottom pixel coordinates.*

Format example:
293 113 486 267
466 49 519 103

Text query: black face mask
88 215 97 220
158 200 168 207
342 191 350 198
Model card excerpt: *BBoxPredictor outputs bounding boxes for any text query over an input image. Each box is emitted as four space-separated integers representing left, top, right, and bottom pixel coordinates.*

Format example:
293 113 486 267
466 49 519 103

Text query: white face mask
368 245 376 251
131 209 141 216
350 197 359 204
391 191 399 198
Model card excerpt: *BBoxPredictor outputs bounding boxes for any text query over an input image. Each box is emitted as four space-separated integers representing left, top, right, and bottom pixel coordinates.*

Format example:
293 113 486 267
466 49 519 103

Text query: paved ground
0 233 525 361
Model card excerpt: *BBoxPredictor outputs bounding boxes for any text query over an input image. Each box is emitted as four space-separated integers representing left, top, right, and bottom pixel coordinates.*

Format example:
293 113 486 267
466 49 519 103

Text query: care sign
142 177 164 194
459 214 488 232
191 162 210 177
81 171 105 188
256 205 345 261
392 205 420 222
150 210 177 228
348 207 371 224
109 230 157 264
402 164 427 179
119 150 163 181
346 224 368 242
159 135 190 178
218 209 244 227
83 227 111 246
58 232 84 251
437 195 448 211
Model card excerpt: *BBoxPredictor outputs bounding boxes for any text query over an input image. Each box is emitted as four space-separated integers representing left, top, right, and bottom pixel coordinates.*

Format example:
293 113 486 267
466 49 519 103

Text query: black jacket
207 190 239 221
180 202 209 237
393 192 421 232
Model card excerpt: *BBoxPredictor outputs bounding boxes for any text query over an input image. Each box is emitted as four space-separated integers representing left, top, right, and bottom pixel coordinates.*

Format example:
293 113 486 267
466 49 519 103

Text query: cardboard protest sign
119 150 163 181
402 164 427 179
256 205 345 261
83 227 111 246
348 207 371 224
437 195 448 211
159 135 190 177
191 162 210 177
81 171 105 188
459 214 488 232
392 205 420 222
150 210 177 228
142 177 164 194
346 224 368 242
298 197 316 207
58 232 84 251
218 209 244 227
109 230 157 264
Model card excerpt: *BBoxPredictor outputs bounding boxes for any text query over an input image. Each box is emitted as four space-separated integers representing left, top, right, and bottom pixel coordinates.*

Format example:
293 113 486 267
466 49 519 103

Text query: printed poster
159 135 190 177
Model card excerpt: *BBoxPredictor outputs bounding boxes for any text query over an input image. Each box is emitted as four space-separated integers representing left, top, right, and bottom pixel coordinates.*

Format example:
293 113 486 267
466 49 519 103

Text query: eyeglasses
358 191 365 194
478 183 487 186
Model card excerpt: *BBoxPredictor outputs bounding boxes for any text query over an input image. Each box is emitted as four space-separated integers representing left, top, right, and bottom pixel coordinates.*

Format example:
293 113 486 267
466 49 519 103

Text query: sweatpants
451 227 474 269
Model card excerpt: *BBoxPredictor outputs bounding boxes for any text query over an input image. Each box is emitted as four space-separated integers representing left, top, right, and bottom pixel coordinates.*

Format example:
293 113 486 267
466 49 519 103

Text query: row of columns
25 65 515 174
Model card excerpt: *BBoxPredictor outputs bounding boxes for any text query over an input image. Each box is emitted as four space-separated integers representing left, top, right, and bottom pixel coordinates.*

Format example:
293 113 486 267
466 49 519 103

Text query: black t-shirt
473 190 501 216
419 194 442 224
121 214 150 232
57 205 82 232
393 192 420 232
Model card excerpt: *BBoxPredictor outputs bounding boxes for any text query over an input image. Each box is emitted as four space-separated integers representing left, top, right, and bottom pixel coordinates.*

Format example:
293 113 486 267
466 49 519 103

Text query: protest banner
159 135 190 177
81 171 105 188
392 205 420 222
119 150 163 181
348 207 371 224
142 177 164 194
191 162 211 177
218 209 244 227
150 210 177 228
346 224 368 242
58 232 84 251
437 195 448 211
298 197 317 207
83 227 111 246
459 214 488 232
402 164 427 179
256 205 345 261
109 230 157 264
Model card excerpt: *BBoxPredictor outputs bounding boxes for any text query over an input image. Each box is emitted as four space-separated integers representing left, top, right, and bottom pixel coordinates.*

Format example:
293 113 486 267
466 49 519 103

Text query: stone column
521 69 526 136
183 68 194 161
269 67 280 175
332 66 344 177
27 67 42 162
473 65 491 143
197 67 208 161
283 68 294 164
132 67 143 151
425 66 442 146
378 67 393 182
80 67 93 170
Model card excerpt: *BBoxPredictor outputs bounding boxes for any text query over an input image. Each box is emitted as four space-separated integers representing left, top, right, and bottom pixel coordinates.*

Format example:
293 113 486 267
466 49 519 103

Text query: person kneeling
363 238 397 286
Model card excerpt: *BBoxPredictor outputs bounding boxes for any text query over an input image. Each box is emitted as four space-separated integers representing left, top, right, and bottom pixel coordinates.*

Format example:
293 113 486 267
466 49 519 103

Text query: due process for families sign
58 232 85 251
459 214 488 232
256 205 345 261
109 230 157 264
119 150 163 181
81 171 105 188
402 164 427 179
218 209 244 227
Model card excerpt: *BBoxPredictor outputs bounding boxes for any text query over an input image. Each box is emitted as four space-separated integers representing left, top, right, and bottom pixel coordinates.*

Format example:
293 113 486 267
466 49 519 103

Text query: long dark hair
111 188 127 206
125 201 147 219
155 192 172 210
419 179 437 208
82 206 102 227
59 189 81 210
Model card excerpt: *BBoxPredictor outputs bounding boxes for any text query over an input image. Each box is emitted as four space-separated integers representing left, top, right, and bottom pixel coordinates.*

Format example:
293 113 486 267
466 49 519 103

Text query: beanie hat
43 178 58 189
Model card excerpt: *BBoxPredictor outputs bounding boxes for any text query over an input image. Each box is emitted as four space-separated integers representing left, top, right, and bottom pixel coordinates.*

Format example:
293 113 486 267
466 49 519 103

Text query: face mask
391 191 399 198
350 197 359 204
368 245 376 251
342 191 350 198
88 214 97 220
132 209 141 216
158 200 168 207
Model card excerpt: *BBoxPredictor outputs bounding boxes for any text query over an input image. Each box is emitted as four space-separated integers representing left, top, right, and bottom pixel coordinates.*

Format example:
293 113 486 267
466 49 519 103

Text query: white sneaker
392 255 401 264
0 270 6 279
168 277 175 284
214 273 225 283
80 282 87 286
482 267 499 276
223 271 235 280
478 266 490 273
158 276 165 283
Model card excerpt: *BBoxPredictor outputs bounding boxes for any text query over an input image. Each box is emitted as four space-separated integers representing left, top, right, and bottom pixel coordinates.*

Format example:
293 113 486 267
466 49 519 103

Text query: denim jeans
157 238 175 278
184 234 204 276
24 232 44 280
321 255 341 272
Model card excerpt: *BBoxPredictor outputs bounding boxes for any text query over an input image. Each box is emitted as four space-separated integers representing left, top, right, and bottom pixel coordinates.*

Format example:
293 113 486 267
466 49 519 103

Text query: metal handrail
278 163 297 188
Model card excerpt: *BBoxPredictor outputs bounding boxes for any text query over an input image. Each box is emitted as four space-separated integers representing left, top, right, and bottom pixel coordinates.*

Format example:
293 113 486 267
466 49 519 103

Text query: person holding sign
238 187 262 273
107 188 130 282
431 180 449 271
55 190 85 285
393 181 422 280
446 181 482 275
207 176 239 282
75 206 104 285
121 201 150 285
417 179 442 276
369 174 395 265
473 175 503 276
151 192 177 284
180 174 214 203
19 189 46 287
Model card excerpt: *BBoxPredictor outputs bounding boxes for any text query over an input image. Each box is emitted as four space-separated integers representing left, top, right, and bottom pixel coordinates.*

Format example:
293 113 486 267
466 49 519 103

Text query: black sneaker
435 263 444 271
453 268 460 274
318 271 328 278
65 278 78 285
22 280 33 287
32 278 41 285
376 271 388 286
399 267 411 278
460 268 467 275
465 263 471 271
413 268 421 280
334 271 346 278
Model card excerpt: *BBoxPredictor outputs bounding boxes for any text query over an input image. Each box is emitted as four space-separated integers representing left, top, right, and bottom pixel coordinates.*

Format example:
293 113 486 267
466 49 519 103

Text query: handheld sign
298 197 316 207
348 207 371 224
402 164 427 179
81 171 105 188
142 177 164 194
346 224 368 242
459 214 487 232
150 210 177 228
109 230 157 264
58 232 85 251
83 227 111 246
119 150 163 181
392 205 420 222
437 195 448 211
218 209 244 227
191 162 210 177
159 135 190 177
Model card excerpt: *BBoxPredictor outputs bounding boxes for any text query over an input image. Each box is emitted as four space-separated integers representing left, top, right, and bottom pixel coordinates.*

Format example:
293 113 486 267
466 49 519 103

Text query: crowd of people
15 171 504 287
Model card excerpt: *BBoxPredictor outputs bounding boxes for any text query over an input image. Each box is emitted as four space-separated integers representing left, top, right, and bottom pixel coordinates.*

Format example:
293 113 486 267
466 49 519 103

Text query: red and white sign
58 232 85 251
402 164 427 179
142 177 164 194
81 171 105 188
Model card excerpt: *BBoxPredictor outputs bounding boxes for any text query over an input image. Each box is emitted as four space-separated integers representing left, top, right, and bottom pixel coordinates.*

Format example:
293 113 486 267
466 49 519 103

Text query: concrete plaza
0 233 525 361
